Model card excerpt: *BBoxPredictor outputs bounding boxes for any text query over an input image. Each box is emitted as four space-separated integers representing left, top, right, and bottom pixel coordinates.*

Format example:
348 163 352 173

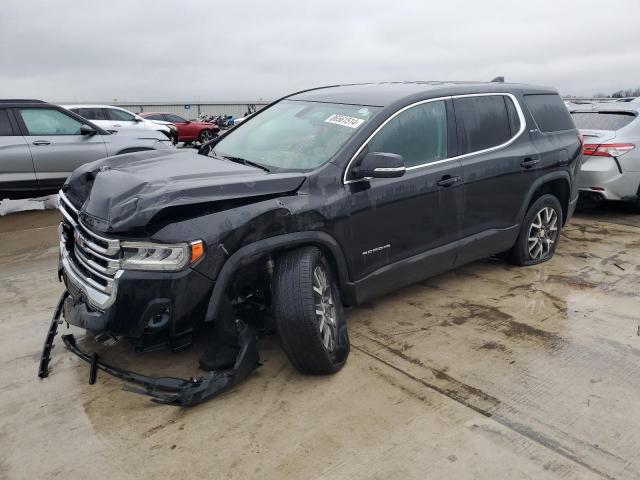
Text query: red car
139 112 219 143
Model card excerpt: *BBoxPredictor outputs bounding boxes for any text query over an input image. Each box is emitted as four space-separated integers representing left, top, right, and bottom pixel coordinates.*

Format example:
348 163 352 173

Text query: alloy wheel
312 265 337 352
200 130 213 142
527 206 559 260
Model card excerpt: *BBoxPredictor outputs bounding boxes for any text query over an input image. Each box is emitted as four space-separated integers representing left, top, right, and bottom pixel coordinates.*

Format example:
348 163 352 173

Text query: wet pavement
1 204 639 479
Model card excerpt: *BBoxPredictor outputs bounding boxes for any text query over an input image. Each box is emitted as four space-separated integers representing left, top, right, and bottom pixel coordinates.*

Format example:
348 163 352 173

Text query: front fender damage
38 292 261 406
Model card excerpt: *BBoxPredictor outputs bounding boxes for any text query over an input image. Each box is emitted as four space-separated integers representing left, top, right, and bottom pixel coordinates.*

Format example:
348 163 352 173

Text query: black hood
63 150 306 234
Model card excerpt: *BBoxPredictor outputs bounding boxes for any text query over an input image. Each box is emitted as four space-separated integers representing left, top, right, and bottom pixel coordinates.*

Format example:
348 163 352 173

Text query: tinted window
367 101 448 168
570 112 636 131
165 114 187 123
524 94 575 132
108 108 136 122
0 110 14 135
143 114 164 121
73 108 107 121
454 96 511 154
19 108 83 135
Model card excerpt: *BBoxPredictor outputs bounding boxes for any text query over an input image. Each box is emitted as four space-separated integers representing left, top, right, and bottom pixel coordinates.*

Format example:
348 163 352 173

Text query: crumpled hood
62 150 306 234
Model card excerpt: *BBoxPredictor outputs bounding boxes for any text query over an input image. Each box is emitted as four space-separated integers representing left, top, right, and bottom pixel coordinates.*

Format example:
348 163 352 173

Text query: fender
516 171 572 225
203 231 352 322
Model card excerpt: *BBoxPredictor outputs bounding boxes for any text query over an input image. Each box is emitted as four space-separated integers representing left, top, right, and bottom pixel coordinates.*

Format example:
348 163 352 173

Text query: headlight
120 240 204 271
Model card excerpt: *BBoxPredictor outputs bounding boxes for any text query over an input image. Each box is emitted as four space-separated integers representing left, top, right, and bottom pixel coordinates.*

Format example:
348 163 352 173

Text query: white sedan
62 104 178 143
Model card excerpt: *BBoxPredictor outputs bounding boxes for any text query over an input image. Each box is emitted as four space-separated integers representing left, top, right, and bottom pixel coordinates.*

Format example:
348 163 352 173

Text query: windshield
212 100 380 171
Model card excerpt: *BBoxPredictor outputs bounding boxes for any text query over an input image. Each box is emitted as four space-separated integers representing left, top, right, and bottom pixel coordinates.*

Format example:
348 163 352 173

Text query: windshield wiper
212 150 270 173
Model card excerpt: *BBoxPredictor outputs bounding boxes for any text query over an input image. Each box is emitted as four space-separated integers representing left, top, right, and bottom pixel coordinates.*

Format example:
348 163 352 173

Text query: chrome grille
58 191 122 309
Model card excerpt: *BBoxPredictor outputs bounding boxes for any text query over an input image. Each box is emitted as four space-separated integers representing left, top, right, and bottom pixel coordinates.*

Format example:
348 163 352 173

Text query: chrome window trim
343 92 527 184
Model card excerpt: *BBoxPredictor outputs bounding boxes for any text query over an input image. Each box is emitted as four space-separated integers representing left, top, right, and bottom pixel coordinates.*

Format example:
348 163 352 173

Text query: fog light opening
147 307 171 330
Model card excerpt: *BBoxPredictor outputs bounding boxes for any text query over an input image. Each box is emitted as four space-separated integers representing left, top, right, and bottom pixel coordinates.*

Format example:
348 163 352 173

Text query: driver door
337 99 464 287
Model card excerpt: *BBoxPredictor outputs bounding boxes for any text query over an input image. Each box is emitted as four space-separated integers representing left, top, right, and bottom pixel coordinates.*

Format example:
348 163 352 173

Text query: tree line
591 87 640 99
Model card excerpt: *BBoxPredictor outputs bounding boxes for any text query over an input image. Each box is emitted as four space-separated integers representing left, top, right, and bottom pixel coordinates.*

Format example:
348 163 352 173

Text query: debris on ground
0 195 58 216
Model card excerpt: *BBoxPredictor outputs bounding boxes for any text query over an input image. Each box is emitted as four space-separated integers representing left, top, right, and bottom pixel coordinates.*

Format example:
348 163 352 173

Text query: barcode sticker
325 114 365 129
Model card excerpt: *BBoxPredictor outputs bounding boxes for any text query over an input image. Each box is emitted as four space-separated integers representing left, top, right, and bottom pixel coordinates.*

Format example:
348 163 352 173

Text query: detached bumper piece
39 292 261 407
38 292 69 378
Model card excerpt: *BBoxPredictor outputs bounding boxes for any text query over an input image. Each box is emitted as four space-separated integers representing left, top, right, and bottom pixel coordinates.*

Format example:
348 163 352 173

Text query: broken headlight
120 240 204 271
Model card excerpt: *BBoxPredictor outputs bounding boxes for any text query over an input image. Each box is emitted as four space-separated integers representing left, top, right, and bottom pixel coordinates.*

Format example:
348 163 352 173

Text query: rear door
453 93 538 265
0 108 38 198
341 99 463 282
16 107 108 192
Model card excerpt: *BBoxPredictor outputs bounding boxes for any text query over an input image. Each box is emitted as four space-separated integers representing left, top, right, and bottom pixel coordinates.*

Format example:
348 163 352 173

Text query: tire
508 194 563 266
199 129 215 143
272 247 349 374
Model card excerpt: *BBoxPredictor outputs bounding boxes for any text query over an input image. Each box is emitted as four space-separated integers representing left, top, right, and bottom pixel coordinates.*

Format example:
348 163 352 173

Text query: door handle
437 175 461 188
113 124 121 127
521 157 540 169
32 140 51 146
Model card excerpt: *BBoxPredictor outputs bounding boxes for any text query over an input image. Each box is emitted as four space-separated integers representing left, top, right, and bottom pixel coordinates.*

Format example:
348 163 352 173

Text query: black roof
287 81 558 107
0 99 48 108
0 99 46 104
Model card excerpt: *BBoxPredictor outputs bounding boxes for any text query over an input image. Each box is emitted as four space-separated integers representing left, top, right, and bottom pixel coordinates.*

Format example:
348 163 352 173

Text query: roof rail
0 99 46 104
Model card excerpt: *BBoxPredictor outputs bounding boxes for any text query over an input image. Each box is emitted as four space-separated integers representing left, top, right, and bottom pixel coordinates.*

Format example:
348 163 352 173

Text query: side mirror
80 124 97 136
134 117 144 122
353 152 406 179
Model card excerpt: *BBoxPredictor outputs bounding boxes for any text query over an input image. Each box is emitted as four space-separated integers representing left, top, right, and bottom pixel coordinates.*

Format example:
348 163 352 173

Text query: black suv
50 82 581 403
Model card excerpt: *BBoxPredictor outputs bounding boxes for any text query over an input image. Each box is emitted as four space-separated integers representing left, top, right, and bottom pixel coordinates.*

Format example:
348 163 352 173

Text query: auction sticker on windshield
325 114 365 129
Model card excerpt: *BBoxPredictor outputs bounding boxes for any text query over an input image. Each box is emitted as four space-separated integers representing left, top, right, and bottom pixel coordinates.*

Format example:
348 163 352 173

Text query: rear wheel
509 194 563 266
199 129 215 143
272 247 349 374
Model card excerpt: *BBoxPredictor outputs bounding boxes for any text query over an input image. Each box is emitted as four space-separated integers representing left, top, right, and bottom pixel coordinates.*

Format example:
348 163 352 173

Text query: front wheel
272 247 349 374
508 194 563 266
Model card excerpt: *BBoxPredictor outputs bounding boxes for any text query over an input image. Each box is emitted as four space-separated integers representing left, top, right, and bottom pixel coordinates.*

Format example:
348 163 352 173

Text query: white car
62 104 178 143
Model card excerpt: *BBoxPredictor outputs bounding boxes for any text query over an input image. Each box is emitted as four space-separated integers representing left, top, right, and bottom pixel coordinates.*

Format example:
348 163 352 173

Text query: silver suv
571 104 640 209
0 100 175 199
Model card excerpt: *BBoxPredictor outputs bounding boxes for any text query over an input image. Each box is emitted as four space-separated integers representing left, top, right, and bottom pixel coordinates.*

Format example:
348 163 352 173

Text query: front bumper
579 157 640 201
39 292 261 406
61 260 214 340
58 190 214 341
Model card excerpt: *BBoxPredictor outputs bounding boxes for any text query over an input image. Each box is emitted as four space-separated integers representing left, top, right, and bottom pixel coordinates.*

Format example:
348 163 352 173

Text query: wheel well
528 179 570 225
225 243 346 302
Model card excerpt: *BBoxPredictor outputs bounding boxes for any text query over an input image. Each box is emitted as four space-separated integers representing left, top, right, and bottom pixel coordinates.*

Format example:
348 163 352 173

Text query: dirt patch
478 341 507 352
545 275 599 290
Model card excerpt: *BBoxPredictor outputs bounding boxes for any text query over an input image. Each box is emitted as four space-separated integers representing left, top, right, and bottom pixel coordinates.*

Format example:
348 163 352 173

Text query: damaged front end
39 292 261 406
38 148 308 405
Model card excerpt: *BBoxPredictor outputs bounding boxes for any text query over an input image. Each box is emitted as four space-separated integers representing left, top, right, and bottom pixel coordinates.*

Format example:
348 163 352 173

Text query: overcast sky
1 0 639 102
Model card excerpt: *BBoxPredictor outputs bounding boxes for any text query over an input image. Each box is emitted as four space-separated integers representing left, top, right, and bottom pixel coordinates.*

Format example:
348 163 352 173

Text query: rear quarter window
524 94 575 133
570 112 636 131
